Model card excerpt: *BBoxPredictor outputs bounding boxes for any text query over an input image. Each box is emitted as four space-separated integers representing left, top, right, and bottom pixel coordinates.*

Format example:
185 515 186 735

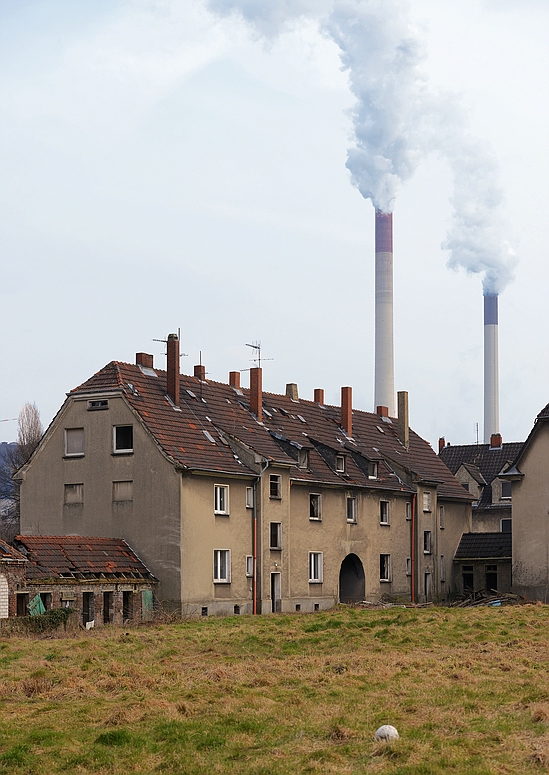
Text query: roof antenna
475 422 479 445
153 335 188 359
245 341 273 370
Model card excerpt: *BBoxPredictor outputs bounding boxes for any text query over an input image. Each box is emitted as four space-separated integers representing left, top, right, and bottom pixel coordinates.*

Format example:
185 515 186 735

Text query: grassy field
2 605 549 774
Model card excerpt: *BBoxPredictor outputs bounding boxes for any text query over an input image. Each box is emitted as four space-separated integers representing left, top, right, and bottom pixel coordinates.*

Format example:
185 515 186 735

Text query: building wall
512 423 549 600
19 395 181 606
453 560 511 595
437 499 473 599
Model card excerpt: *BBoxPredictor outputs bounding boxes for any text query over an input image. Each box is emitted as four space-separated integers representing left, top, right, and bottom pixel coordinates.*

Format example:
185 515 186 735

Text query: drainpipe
411 493 417 604
252 460 269 615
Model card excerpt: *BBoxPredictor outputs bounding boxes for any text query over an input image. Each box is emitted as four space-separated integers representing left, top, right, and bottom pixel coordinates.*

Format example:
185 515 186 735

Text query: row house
16 335 472 616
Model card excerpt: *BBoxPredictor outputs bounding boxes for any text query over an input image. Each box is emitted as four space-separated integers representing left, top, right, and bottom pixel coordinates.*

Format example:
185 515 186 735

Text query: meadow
1 604 549 774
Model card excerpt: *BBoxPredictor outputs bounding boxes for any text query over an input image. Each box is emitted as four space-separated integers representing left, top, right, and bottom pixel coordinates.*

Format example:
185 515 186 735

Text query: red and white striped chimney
374 210 395 417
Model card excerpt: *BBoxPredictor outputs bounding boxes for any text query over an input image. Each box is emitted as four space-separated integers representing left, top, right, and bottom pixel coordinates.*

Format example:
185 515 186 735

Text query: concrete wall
20 395 181 606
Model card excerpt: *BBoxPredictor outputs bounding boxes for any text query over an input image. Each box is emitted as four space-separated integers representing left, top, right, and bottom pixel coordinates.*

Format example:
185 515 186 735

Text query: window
246 487 254 509
112 480 133 502
501 518 512 533
65 428 84 457
213 550 230 583
214 484 229 515
462 565 474 591
309 494 322 520
439 505 445 529
246 555 253 577
380 554 391 582
405 502 412 521
368 461 378 479
269 474 281 499
88 399 108 411
422 491 432 512
405 557 411 576
440 555 446 583
346 496 357 523
379 500 390 525
298 449 309 468
270 522 282 550
122 591 133 621
335 455 345 473
308 552 323 583
113 425 133 453
423 531 432 554
64 483 83 505
501 481 512 499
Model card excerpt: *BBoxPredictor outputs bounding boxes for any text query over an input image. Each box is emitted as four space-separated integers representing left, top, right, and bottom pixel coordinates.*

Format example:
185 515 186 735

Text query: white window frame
246 555 253 577
380 554 391 582
368 462 378 479
500 480 512 500
113 425 133 454
298 449 309 469
405 501 412 521
269 474 282 499
423 530 432 554
308 552 323 583
246 487 254 509
379 500 390 525
335 455 345 473
309 493 322 521
422 491 432 512
214 484 229 515
270 522 282 550
405 557 411 576
500 518 512 533
346 496 357 523
65 428 84 457
213 549 230 583
439 504 445 529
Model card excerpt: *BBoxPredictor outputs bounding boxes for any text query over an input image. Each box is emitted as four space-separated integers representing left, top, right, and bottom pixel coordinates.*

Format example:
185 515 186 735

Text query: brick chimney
250 367 262 422
376 405 389 418
229 371 241 389
341 387 352 437
194 364 206 380
490 433 502 449
397 391 409 449
438 437 445 453
314 388 324 405
136 352 153 369
166 333 180 407
286 383 298 400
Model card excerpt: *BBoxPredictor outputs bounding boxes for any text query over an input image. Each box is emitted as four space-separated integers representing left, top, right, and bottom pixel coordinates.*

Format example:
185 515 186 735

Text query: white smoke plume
207 0 516 293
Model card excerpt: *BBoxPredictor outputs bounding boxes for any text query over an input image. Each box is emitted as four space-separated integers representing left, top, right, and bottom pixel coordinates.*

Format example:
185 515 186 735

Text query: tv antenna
245 341 273 370
153 333 188 358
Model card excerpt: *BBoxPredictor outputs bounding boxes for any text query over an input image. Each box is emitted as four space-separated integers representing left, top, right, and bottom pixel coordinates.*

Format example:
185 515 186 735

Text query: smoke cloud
207 0 516 293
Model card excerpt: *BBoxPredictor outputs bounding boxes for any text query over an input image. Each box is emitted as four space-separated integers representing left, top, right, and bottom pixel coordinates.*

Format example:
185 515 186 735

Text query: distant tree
0 403 43 541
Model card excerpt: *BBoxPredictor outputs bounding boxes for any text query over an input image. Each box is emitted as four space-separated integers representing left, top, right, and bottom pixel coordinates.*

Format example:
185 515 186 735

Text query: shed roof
454 532 512 560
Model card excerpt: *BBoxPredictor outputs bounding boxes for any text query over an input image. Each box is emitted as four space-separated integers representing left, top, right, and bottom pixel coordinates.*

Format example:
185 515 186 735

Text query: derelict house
15 335 472 617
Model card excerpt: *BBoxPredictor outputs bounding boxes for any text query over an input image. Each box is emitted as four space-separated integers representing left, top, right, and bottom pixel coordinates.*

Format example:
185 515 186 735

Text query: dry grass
1 605 549 773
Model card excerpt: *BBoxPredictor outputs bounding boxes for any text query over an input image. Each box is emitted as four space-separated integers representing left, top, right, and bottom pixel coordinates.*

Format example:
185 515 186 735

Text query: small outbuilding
453 532 512 595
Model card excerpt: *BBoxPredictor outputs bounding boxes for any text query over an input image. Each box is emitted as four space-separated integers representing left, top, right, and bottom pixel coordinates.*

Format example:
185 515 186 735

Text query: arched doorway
339 554 365 603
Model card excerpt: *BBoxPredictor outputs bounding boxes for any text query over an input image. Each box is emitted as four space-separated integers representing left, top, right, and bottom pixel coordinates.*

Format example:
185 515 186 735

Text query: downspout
253 460 269 615
411 493 417 604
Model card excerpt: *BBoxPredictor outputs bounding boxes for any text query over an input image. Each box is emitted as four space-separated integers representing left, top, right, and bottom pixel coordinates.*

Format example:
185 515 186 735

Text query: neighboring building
17 336 472 615
453 533 512 595
0 536 156 625
502 404 549 601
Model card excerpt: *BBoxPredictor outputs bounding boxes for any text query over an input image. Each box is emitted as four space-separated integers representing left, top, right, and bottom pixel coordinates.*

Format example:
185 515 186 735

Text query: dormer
455 463 486 503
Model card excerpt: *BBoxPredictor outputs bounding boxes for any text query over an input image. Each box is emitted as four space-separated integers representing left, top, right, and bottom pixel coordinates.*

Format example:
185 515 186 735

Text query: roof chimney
490 433 502 449
229 371 241 389
438 437 445 453
194 364 206 380
376 405 389 418
314 388 324 405
286 383 298 400
250 367 262 422
341 386 352 437
166 333 180 407
397 391 409 449
136 352 153 369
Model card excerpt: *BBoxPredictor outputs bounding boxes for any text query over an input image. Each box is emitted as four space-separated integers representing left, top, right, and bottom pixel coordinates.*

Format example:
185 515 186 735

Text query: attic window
335 455 345 473
263 409 272 418
138 365 157 377
114 425 133 454
501 481 512 499
376 426 385 434
203 430 216 444
297 415 306 423
88 400 109 411
368 462 378 479
298 449 309 468
186 389 196 399
65 428 84 457
126 383 139 396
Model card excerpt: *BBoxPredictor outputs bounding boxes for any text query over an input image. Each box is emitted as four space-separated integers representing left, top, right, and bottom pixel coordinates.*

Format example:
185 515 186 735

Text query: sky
1 0 548 450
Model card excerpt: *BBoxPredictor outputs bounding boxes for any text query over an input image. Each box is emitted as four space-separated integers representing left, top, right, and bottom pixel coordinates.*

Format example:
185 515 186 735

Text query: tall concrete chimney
250 367 262 422
166 333 180 406
374 210 395 417
483 294 499 443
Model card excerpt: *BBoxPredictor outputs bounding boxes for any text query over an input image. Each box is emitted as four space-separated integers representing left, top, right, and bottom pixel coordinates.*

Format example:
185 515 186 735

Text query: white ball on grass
374 725 399 741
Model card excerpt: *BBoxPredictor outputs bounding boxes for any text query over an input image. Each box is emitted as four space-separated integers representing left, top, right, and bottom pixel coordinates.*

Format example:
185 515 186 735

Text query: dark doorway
16 593 29 617
122 591 133 622
485 565 498 593
462 565 474 592
270 573 281 613
82 592 94 625
339 554 365 603
103 592 113 624
39 592 52 611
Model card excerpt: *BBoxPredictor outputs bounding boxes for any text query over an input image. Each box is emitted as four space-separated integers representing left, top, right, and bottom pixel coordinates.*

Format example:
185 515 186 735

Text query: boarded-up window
142 590 153 621
64 483 83 505
65 428 84 456
112 481 133 502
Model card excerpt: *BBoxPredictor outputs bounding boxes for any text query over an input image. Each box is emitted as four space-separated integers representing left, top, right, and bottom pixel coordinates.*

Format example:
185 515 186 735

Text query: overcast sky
1 0 548 449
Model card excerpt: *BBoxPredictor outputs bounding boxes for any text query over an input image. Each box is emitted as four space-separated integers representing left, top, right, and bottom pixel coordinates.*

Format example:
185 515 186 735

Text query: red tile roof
14 536 156 580
71 362 470 501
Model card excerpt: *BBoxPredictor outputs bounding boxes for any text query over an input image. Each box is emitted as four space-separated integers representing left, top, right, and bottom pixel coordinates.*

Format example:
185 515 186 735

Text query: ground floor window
308 552 323 583
462 565 474 592
213 550 231 583
380 554 391 582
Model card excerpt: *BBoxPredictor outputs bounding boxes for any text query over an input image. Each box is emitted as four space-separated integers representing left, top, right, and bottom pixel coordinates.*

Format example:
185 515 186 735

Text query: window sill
309 517 322 522
214 512 230 517
112 451 134 457
379 579 392 583
213 580 231 585
269 547 282 552
347 520 357 524
269 496 282 501
380 522 390 526
308 580 323 584
63 455 84 459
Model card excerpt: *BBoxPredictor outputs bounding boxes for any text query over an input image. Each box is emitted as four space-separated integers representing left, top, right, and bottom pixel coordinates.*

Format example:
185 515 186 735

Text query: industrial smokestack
484 294 499 444
374 210 395 417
